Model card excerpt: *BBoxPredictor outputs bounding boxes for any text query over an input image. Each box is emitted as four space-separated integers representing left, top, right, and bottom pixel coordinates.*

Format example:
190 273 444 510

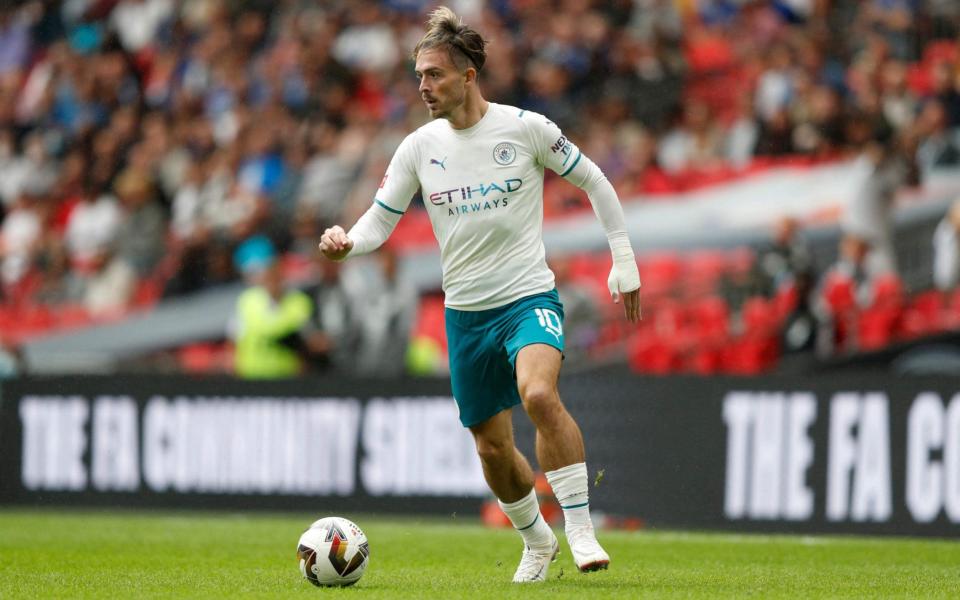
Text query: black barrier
2 371 960 536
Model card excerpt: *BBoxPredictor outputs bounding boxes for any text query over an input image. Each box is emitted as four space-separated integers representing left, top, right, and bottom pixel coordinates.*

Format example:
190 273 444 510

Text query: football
296 516 370 587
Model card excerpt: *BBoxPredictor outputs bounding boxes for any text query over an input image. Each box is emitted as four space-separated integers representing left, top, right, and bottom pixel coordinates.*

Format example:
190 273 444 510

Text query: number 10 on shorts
534 308 563 341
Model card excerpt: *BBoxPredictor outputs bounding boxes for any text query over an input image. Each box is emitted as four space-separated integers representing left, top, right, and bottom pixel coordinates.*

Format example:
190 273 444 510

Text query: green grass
1 509 958 598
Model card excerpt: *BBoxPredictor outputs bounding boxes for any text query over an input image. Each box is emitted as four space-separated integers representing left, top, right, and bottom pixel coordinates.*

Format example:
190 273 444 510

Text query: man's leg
515 343 610 572
470 409 558 582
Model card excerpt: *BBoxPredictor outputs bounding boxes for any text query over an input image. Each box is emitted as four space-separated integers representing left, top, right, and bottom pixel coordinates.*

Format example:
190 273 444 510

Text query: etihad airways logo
428 178 522 205
428 178 523 216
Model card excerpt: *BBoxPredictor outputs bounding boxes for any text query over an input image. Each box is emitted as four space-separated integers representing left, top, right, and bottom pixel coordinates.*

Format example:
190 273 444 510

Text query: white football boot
512 533 560 583
567 523 610 572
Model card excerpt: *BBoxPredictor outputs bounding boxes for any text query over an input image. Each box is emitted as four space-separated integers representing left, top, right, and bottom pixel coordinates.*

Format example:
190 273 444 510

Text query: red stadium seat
682 296 730 374
774 280 799 321
900 290 945 339
723 336 781 375
638 253 683 300
178 343 223 373
685 251 728 297
389 210 437 251
822 272 857 315
690 296 729 341
413 295 448 352
742 296 779 334
870 273 904 310
857 307 900 350
628 333 683 375
721 296 781 374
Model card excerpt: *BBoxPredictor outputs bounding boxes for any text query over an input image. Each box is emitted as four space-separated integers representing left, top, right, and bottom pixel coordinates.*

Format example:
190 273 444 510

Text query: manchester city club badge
493 142 516 165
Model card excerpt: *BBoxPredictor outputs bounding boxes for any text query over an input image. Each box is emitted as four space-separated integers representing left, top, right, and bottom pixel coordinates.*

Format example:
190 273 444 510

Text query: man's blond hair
412 6 487 72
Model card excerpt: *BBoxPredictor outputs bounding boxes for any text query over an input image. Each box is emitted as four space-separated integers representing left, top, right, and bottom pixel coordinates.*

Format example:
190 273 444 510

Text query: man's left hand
608 256 642 323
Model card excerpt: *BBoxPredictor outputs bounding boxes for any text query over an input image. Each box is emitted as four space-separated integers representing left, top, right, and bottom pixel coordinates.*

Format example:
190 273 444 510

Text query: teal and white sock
545 462 592 531
498 487 554 550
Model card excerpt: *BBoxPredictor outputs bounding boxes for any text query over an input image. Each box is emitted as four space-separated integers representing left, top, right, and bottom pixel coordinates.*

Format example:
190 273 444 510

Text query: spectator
0 0 954 373
230 235 313 379
933 199 960 291
345 245 417 378
76 243 137 318
929 59 960 129
862 0 919 61
813 231 891 355
297 120 362 225
0 182 46 289
756 216 816 353
657 100 725 174
63 181 120 272
755 108 795 156
757 216 814 297
724 92 760 168
300 248 362 374
111 168 166 276
550 255 601 361
841 123 912 274
791 84 845 157
879 59 918 133
754 43 796 124
912 98 960 176
109 0 174 53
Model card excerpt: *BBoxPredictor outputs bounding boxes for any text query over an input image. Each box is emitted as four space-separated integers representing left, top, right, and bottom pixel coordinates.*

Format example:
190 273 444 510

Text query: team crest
493 142 516 165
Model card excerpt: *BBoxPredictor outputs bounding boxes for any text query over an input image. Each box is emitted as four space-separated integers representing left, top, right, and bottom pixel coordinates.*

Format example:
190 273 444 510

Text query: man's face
415 48 468 120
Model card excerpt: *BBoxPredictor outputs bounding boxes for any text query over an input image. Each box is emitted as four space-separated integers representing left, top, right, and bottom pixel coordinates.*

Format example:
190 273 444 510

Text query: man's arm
319 204 403 261
567 156 642 322
524 112 641 322
519 111 642 323
319 135 419 261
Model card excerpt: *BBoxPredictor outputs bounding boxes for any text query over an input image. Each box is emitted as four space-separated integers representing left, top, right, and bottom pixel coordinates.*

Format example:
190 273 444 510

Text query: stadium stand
2 1 960 376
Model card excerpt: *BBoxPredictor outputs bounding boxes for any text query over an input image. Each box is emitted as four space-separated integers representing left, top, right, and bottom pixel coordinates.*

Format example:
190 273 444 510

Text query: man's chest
416 133 539 217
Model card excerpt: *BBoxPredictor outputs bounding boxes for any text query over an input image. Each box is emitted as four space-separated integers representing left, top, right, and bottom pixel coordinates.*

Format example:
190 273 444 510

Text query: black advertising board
2 372 960 536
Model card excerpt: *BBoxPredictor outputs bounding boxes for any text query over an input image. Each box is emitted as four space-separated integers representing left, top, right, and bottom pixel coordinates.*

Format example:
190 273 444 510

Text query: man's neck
447 93 489 130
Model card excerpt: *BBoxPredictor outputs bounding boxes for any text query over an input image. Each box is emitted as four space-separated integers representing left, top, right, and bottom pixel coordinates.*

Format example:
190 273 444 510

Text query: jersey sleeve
523 112 582 178
374 133 420 215
346 133 419 257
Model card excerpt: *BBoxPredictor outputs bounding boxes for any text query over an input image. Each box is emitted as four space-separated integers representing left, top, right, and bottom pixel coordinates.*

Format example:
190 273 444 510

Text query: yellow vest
234 286 312 378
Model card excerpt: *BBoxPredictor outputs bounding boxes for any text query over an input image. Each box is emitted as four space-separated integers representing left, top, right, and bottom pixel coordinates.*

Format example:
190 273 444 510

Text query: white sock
498 487 554 550
545 462 592 532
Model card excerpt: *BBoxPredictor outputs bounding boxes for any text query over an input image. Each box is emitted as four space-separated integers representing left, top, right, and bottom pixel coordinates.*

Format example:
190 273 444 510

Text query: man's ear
464 66 477 85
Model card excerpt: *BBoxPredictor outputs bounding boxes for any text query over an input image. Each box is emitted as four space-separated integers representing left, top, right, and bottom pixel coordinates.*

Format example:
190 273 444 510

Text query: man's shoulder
389 125 436 165
410 118 448 138
497 105 561 144
487 102 539 121
500 104 554 127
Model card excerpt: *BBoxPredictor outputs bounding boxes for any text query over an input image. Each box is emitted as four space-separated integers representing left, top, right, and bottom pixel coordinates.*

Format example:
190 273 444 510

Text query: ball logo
297 543 320 585
493 142 516 165
325 522 370 576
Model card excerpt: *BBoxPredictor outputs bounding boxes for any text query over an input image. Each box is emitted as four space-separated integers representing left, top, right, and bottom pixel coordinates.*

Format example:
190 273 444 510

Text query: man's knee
474 433 515 466
519 380 562 425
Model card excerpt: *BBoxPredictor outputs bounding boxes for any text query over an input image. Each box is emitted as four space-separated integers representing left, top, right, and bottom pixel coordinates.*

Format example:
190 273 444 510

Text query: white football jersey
375 103 583 310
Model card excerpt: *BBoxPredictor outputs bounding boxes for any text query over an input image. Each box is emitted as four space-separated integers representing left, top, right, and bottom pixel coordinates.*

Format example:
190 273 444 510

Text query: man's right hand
319 225 354 261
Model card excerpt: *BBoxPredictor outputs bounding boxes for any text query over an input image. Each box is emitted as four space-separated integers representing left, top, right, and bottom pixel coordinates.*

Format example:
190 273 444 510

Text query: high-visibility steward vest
234 286 313 378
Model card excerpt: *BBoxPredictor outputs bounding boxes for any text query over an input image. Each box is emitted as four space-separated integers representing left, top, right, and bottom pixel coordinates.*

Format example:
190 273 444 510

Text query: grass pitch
1 509 958 598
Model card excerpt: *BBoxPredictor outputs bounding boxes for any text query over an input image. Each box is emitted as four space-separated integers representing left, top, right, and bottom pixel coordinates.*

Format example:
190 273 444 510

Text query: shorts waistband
445 289 559 327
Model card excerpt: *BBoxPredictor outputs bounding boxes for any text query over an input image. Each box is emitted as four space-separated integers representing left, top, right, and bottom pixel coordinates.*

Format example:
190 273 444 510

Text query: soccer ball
296 516 370 587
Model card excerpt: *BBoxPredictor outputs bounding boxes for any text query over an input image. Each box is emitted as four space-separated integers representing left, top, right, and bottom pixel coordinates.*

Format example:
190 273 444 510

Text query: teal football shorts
445 289 565 427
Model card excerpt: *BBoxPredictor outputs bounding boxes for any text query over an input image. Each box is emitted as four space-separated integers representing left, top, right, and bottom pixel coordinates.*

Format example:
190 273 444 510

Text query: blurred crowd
1 0 960 376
